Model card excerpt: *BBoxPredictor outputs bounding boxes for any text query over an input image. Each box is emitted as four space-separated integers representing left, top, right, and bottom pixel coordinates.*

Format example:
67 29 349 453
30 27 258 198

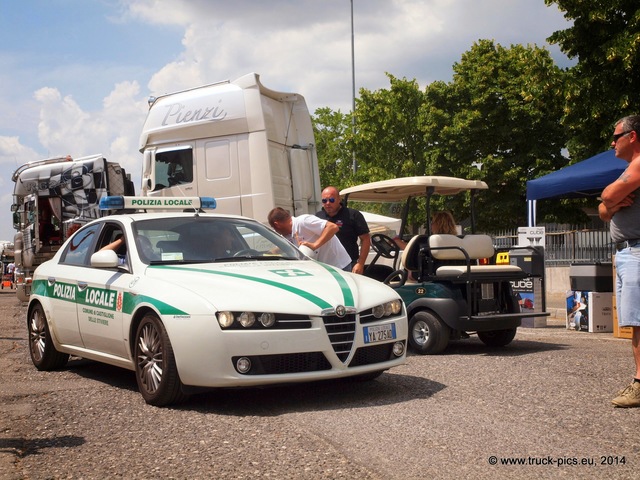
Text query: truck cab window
154 149 194 191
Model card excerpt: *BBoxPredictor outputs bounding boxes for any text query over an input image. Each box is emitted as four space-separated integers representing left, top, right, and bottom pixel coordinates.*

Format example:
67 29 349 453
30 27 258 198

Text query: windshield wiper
214 255 294 262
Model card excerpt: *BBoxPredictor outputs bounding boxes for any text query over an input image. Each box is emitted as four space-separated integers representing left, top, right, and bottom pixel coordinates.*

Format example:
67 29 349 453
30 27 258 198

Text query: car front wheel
408 311 450 355
134 313 187 406
27 303 69 370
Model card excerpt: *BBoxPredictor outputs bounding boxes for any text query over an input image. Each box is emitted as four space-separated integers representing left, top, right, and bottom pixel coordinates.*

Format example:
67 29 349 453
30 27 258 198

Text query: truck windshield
154 149 194 191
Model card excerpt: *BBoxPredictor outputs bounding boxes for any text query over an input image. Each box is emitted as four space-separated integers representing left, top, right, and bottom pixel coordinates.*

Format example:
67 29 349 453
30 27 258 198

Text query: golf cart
342 176 549 355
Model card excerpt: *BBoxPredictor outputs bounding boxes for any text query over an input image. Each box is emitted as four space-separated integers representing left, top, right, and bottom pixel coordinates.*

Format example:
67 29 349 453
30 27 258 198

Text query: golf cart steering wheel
233 248 261 257
370 233 400 259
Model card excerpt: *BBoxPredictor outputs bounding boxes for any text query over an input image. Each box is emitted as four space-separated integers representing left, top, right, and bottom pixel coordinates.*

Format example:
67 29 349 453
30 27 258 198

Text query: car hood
143 259 399 315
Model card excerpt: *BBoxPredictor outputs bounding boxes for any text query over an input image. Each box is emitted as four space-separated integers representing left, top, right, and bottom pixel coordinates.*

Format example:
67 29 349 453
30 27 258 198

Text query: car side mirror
91 250 120 268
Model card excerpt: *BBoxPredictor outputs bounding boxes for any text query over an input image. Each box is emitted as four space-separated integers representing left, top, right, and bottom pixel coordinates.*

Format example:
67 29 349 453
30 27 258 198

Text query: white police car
27 196 407 406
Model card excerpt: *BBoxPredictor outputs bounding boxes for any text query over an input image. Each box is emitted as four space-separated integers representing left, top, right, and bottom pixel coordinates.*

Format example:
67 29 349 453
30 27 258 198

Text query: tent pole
527 200 536 227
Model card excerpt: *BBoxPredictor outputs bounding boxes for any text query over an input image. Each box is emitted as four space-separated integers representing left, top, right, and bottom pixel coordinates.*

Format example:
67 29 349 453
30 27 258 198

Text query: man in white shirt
268 207 352 271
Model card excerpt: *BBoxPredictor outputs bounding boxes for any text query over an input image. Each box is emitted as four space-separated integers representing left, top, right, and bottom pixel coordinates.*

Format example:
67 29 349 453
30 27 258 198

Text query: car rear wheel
27 303 69 370
408 311 450 355
134 313 187 406
477 328 517 347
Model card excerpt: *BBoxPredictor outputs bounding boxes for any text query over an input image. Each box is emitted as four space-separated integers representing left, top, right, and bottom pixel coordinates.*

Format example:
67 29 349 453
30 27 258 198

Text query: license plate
363 323 396 344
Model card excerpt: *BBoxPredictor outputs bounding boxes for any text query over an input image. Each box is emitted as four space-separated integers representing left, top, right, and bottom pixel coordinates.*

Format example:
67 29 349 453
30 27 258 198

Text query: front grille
232 352 331 375
359 308 380 325
349 342 400 367
322 314 356 363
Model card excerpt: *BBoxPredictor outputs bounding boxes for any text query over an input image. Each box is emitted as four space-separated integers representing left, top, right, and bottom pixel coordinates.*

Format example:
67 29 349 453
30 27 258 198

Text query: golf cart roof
340 176 489 202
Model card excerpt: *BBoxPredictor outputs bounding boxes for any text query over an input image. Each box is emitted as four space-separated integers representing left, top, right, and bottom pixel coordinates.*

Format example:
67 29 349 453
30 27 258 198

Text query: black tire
477 328 517 347
134 313 187 406
27 303 69 370
408 311 450 355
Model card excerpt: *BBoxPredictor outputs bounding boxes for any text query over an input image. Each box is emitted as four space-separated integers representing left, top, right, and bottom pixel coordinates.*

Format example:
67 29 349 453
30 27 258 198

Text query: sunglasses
613 130 633 142
321 198 336 204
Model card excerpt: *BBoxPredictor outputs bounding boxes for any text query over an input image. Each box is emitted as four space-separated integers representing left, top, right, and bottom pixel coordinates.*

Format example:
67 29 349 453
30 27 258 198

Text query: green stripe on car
151 265 355 309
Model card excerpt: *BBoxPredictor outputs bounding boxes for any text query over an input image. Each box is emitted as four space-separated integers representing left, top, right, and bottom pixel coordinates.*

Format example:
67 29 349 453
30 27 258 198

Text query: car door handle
47 277 56 285
77 282 88 291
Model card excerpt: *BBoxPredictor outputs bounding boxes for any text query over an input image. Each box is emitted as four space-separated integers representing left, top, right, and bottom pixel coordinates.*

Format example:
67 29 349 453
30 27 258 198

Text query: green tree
420 40 570 229
312 107 354 188
546 0 640 159
352 74 429 182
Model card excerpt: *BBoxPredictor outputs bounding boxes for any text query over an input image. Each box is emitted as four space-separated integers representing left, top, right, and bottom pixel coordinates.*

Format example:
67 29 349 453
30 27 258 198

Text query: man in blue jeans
599 115 640 407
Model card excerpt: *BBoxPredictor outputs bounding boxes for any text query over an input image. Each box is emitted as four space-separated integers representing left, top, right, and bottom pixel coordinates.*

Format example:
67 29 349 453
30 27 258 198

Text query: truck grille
322 314 356 363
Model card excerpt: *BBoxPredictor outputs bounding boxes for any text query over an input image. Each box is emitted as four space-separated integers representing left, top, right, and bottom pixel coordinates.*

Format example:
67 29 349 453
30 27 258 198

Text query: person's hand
352 263 364 275
300 240 319 250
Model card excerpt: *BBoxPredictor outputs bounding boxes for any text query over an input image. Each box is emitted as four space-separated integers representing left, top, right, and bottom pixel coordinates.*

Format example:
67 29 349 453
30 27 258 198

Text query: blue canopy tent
526 150 628 225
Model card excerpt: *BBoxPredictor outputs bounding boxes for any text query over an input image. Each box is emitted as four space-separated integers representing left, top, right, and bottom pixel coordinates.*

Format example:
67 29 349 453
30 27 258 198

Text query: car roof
340 176 489 202
96 212 254 224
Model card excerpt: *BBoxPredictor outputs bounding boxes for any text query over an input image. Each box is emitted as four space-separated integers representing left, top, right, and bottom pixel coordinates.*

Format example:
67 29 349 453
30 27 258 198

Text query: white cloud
32 82 147 183
0 0 572 241
0 136 41 168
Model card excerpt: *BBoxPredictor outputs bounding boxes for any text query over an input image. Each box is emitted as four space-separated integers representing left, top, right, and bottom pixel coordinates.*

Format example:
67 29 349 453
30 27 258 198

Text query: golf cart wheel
408 311 450 355
477 328 517 347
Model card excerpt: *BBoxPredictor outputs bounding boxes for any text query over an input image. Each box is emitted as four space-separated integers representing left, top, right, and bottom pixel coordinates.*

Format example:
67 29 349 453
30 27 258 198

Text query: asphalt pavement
1 290 638 480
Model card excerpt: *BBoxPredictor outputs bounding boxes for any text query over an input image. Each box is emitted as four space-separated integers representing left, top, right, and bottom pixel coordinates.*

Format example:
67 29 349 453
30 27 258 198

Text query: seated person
394 210 458 249
137 236 159 262
215 226 238 257
99 234 127 265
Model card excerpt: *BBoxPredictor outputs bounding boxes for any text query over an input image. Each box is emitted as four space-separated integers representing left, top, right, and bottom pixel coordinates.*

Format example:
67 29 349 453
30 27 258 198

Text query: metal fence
488 224 615 266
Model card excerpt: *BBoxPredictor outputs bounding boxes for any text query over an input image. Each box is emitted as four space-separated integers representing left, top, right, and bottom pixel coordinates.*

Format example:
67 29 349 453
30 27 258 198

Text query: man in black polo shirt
316 186 370 274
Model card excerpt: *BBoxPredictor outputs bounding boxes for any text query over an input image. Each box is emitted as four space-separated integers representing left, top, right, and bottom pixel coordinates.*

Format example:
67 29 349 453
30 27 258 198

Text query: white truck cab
139 73 321 222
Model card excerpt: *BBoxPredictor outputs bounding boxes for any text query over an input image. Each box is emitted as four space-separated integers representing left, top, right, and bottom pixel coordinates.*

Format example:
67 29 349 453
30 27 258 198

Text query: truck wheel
408 311 450 355
27 303 69 370
134 313 187 406
477 328 517 347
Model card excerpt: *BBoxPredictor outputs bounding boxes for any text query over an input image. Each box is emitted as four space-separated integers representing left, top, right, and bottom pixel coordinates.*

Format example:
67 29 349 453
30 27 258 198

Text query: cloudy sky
0 0 572 242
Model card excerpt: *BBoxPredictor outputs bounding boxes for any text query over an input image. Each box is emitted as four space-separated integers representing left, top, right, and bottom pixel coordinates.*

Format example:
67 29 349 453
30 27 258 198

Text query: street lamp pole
350 0 357 174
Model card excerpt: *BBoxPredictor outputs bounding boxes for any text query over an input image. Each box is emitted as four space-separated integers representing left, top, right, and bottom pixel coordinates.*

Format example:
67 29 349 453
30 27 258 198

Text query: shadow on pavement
0 435 85 458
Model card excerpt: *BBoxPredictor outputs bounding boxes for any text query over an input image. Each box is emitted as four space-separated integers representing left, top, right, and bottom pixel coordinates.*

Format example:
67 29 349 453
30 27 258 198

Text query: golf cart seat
428 234 526 281
398 233 526 283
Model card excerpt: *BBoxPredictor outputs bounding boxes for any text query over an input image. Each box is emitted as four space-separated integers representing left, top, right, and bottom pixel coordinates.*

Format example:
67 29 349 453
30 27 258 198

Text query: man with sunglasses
599 115 640 408
316 186 371 275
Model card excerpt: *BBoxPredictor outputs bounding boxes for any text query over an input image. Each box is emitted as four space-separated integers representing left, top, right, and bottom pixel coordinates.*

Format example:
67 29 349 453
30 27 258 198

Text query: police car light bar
99 196 217 211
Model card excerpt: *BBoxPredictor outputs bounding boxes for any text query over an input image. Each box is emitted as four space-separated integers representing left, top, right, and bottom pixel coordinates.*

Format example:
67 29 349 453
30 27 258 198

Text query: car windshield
132 216 303 264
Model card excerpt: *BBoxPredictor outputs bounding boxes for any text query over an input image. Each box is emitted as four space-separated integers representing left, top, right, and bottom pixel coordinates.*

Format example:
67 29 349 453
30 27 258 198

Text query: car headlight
389 299 402 315
259 312 276 327
217 311 279 329
217 311 235 328
372 300 403 319
239 312 256 328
